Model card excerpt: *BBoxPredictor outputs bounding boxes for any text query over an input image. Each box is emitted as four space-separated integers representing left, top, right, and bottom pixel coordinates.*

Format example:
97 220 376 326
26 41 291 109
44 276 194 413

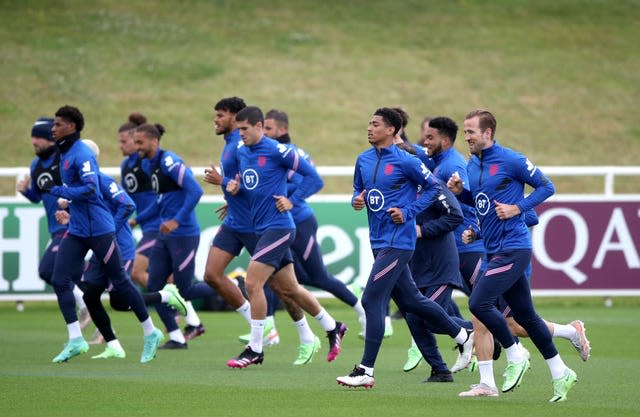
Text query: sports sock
169 329 186 344
314 308 336 332
249 319 265 353
67 321 82 339
73 285 86 310
504 344 524 362
294 316 315 344
551 323 577 340
359 364 374 376
453 328 468 345
478 360 496 388
107 339 124 352
236 300 252 324
354 299 366 328
184 301 200 327
159 290 171 303
141 318 155 336
546 354 568 379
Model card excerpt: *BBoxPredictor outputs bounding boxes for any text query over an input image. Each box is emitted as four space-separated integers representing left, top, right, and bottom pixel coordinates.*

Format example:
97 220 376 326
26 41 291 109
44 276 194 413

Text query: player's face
134 131 154 158
51 117 75 141
237 119 263 146
463 116 492 156
118 130 136 156
214 109 234 135
31 137 53 156
263 118 285 139
424 126 445 157
367 115 394 147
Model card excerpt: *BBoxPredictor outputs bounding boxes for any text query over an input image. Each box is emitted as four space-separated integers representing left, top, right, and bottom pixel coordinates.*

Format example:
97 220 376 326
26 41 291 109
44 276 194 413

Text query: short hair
392 107 409 128
118 112 147 133
236 106 264 126
265 109 289 128
465 109 496 139
136 123 166 140
373 107 402 135
215 97 247 114
55 105 84 132
428 117 458 143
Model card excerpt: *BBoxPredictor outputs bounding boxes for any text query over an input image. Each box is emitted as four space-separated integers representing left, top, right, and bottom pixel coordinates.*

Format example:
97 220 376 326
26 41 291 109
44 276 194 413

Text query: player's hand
273 195 293 212
17 175 30 193
462 226 476 244
204 164 223 185
226 174 240 195
215 203 228 221
353 190 366 210
446 172 462 195
129 218 137 228
55 210 70 225
494 200 521 220
416 224 422 238
57 198 69 209
387 207 404 224
160 219 179 234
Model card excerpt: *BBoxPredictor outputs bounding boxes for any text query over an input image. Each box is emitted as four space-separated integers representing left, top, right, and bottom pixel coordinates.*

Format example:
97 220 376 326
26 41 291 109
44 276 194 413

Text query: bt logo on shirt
367 189 385 212
242 169 259 190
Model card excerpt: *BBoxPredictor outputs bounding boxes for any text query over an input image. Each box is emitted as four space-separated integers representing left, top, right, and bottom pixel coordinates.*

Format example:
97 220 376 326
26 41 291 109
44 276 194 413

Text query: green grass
1 298 639 417
1 1 639 195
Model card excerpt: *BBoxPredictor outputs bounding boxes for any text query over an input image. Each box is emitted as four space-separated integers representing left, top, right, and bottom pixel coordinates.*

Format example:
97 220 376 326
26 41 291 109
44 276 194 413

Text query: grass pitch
1 298 638 417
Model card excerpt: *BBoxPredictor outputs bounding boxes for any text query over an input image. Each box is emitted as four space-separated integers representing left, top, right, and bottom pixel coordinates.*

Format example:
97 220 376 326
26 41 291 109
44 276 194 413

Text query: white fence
3 165 640 197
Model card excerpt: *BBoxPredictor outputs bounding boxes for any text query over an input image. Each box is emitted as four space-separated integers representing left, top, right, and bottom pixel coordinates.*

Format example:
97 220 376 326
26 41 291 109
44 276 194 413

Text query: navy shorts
252 228 295 270
212 224 258 256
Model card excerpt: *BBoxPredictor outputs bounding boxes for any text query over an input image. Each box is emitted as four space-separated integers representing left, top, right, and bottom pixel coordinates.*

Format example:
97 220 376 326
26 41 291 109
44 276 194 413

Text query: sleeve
49 152 98 200
524 208 539 227
419 187 464 238
512 154 555 213
280 145 323 204
401 157 440 222
163 154 203 224
21 163 42 203
103 175 136 231
352 157 364 206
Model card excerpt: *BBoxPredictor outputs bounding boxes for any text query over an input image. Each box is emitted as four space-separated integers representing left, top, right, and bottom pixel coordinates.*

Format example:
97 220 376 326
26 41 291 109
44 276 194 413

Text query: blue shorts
212 224 258 256
252 228 295 270
135 231 159 258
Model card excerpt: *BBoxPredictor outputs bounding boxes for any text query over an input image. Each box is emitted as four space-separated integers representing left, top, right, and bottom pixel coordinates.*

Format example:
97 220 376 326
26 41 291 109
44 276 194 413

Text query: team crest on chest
489 164 499 176
258 156 267 167
384 164 394 175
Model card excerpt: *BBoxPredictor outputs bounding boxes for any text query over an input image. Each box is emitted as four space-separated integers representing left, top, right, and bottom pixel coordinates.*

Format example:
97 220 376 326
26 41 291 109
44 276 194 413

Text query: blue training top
353 144 441 251
219 129 255 233
50 138 115 237
136 148 203 237
22 150 67 235
430 147 485 254
458 142 554 254
120 152 161 233
98 172 136 261
236 136 322 234
285 144 322 224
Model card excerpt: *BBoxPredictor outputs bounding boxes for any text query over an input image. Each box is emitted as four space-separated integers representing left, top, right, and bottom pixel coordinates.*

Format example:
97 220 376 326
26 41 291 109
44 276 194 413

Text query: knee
82 283 102 303
109 291 131 311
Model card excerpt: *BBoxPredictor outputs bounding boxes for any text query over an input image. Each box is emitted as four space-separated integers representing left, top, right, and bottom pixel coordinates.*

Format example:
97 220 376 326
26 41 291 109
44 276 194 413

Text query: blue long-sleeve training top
353 144 441 251
457 142 554 254
121 152 161 233
430 147 485 253
135 148 203 236
236 136 322 234
50 137 115 237
285 144 323 224
98 171 136 260
21 149 67 235
219 129 255 233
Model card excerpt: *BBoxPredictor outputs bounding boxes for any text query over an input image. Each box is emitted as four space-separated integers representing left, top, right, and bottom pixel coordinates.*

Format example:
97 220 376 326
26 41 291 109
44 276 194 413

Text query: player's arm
402 158 440 222
49 153 98 200
514 155 555 213
418 186 464 239
164 155 203 225
103 175 136 231
280 144 323 203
